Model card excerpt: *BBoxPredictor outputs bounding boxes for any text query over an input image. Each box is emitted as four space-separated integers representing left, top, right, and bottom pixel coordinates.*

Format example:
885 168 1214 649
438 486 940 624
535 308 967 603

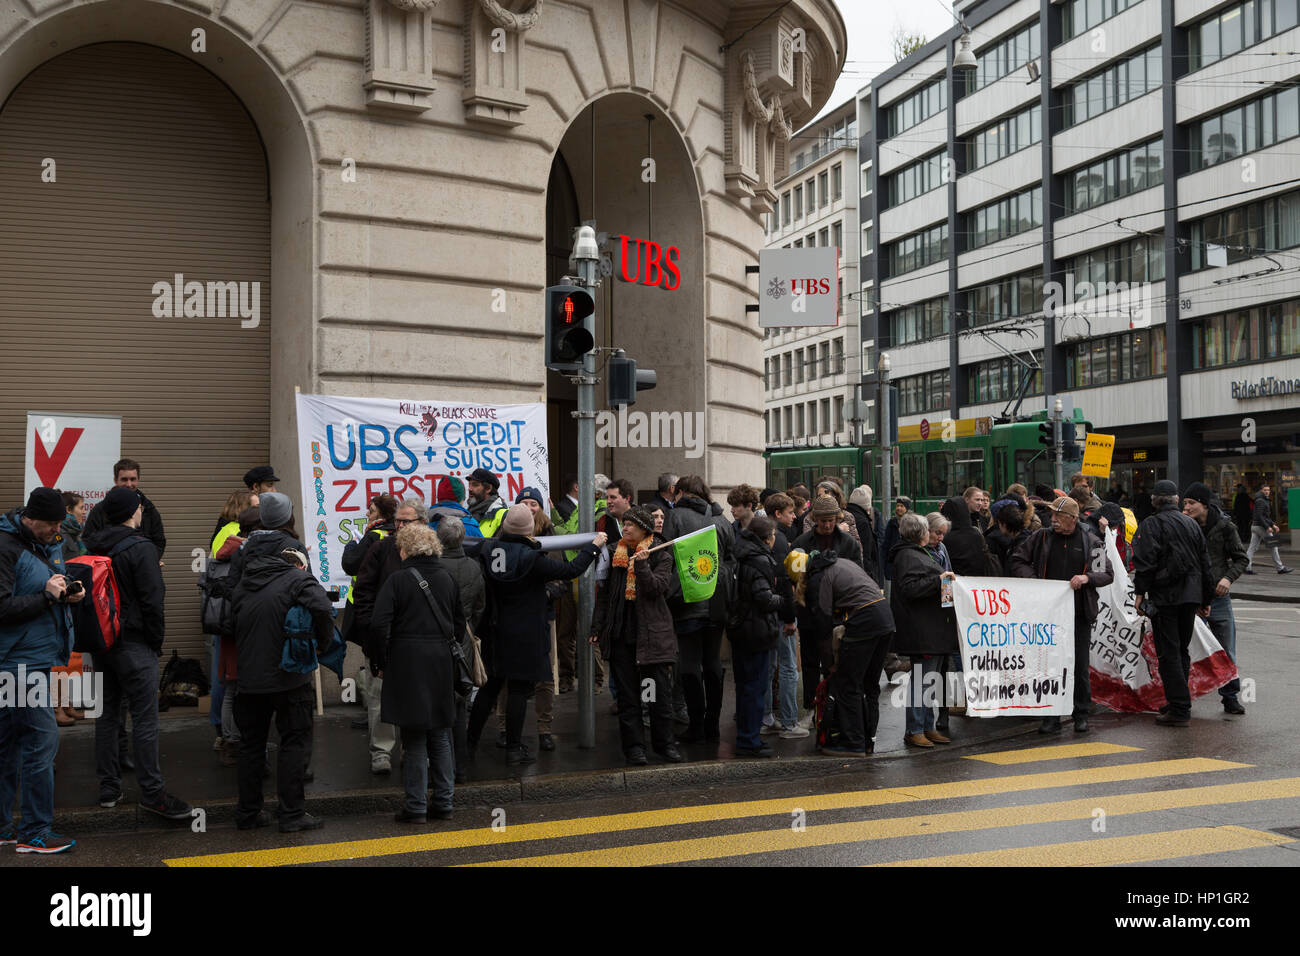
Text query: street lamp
879 351 892 534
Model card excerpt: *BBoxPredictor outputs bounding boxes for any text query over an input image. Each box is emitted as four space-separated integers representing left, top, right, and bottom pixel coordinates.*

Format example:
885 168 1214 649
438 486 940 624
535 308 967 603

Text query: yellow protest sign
1081 433 1115 478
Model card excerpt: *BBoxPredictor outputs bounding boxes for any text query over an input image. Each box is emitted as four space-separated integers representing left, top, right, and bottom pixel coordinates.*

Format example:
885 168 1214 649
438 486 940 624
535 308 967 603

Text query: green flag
672 525 719 603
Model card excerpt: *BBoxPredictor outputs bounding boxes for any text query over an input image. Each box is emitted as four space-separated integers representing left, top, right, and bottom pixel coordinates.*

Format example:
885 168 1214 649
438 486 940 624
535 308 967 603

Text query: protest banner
1088 528 1236 712
24 412 121 508
954 577 1075 717
295 393 547 597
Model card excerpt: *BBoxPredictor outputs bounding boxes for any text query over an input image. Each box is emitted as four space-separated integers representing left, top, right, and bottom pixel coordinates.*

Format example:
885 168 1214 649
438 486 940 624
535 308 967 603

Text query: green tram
765 409 1091 515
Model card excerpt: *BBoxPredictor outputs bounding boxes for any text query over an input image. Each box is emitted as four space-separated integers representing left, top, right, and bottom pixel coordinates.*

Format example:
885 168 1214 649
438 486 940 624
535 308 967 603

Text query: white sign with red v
24 412 122 508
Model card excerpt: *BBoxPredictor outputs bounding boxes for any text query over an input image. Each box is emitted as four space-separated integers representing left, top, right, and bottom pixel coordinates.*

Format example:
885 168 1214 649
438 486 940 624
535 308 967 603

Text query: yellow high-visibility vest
346 528 389 604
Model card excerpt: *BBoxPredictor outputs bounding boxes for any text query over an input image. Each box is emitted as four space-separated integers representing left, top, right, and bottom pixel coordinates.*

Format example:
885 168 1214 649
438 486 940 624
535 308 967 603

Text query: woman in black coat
939 496 995 576
367 522 466 823
889 512 957 750
466 504 605 765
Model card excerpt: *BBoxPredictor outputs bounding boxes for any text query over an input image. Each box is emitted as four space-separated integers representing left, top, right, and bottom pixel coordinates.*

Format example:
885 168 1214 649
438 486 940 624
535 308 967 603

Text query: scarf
611 536 651 600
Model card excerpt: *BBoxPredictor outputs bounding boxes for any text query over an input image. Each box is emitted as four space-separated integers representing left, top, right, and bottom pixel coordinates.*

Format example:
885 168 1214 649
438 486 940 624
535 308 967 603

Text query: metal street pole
571 225 600 749
879 352 892 524
1052 396 1064 491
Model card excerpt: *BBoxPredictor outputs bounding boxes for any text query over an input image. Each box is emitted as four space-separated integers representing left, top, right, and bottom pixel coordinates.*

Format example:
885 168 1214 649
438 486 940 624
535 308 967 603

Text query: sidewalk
1232 546 1300 604
48 659 1038 836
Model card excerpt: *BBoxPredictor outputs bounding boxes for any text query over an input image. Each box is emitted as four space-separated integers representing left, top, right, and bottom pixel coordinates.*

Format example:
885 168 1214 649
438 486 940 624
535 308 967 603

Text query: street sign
1081 432 1116 478
24 412 121 507
758 247 839 328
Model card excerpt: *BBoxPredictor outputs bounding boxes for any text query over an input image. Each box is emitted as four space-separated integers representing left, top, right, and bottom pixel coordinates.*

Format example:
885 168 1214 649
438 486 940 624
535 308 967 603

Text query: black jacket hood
940 497 973 531
676 496 709 517
84 523 144 555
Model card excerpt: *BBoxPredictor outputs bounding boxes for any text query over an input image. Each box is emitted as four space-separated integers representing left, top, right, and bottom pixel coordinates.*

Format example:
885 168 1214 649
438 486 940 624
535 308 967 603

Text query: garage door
0 42 271 664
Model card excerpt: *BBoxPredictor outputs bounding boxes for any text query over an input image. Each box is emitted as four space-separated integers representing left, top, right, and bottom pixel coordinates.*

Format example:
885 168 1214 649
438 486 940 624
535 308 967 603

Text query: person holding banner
466 468 509 538
467 505 605 767
1009 496 1113 734
1131 481 1216 727
590 507 682 765
889 513 957 749
1182 483 1248 715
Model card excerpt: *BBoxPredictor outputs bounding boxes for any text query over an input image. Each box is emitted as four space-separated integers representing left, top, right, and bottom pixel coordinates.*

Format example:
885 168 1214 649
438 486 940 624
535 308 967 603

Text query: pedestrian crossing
163 742 1299 868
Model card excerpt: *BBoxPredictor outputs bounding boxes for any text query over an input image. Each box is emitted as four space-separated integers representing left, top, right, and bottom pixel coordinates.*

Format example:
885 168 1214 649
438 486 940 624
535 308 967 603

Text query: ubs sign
1230 375 1300 398
758 247 839 328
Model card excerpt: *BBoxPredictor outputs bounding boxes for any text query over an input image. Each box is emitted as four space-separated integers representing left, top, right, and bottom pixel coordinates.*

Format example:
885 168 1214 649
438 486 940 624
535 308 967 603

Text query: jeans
732 647 771 750
1151 603 1198 720
676 620 723 732
1207 595 1239 700
208 635 225 730
359 662 396 759
221 679 241 742
234 684 314 827
904 655 943 735
0 672 59 841
832 634 891 750
400 726 454 814
764 631 799 729
608 641 674 753
1246 527 1284 571
467 677 533 749
95 641 165 802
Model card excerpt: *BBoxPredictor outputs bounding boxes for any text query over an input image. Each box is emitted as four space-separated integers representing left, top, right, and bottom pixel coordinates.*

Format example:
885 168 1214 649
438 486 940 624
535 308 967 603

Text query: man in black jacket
85 487 190 820
1009 496 1113 735
648 473 678 515
82 458 165 559
1182 483 1249 715
230 545 334 832
1131 481 1215 727
1244 484 1291 574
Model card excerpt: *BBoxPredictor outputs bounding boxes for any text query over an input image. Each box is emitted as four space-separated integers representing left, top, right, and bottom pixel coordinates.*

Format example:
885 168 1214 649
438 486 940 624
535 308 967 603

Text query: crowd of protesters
0 452 1271 853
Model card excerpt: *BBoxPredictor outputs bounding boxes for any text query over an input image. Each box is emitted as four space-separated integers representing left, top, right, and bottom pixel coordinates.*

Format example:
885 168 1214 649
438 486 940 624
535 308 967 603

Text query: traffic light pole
571 229 600 750
1051 397 1065 492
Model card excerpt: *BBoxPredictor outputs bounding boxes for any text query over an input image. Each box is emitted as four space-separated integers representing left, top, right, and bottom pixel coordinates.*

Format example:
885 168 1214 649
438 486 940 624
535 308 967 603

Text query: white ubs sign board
758 247 839 328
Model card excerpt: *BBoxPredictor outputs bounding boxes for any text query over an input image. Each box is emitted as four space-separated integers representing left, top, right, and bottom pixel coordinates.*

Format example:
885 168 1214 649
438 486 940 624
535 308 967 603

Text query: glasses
394 518 416 526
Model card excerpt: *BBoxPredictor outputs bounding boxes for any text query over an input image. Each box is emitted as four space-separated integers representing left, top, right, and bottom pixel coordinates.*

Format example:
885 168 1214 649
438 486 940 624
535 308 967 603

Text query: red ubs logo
618 234 681 291
789 277 831 295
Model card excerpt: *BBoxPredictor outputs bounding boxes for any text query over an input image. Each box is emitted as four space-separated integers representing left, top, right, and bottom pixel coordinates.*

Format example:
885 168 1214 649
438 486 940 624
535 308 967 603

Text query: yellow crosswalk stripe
463 776 1300 867
965 742 1143 765
870 826 1296 867
162 757 1248 867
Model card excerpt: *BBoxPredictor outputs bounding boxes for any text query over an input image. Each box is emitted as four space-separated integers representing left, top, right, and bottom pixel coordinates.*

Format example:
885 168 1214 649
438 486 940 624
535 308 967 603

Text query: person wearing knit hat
434 476 466 506
1130 478 1217 726
622 505 655 535
515 487 545 512
1181 481 1249 714
466 506 606 767
258 492 294 531
1008 486 1114 735
1 488 84 852
101 486 144 525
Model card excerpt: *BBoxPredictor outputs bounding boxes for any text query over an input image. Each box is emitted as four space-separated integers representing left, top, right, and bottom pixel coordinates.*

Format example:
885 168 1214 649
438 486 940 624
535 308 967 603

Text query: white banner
24 412 122 508
295 393 548 590
955 577 1076 718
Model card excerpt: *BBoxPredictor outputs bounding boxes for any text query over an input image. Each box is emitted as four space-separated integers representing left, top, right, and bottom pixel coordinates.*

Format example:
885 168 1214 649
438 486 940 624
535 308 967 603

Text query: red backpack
65 538 139 654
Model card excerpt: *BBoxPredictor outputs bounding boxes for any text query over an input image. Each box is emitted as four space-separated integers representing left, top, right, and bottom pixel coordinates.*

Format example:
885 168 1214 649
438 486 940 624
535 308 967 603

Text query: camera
67 580 84 596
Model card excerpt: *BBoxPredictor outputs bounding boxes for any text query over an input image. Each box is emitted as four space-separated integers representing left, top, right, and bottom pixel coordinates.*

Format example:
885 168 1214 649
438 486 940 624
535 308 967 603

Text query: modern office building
864 0 1300 509
763 93 867 450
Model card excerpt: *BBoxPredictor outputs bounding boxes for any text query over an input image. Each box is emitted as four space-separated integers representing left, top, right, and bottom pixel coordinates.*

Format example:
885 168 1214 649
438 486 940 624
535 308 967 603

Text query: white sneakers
779 725 810 739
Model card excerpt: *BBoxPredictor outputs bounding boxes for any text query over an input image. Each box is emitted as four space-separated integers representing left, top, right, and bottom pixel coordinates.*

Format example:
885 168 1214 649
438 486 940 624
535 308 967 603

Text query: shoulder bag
408 568 478 697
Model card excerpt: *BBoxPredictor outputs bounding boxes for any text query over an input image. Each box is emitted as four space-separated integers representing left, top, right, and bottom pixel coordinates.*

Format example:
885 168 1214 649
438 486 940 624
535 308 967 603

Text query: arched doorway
545 94 706 497
0 41 271 660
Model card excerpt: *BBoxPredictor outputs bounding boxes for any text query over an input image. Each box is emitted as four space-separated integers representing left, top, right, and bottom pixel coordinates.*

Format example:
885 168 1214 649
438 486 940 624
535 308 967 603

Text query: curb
1230 592 1299 605
52 718 1041 837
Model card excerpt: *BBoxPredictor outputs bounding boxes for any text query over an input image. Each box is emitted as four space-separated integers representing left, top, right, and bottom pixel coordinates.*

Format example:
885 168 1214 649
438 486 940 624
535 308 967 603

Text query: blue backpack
430 503 482 538
281 606 343 674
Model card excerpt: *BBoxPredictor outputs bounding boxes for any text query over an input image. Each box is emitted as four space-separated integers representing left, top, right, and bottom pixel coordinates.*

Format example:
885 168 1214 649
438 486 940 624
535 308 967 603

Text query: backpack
197 556 235 637
280 605 321 674
158 649 208 710
432 511 482 538
65 537 142 654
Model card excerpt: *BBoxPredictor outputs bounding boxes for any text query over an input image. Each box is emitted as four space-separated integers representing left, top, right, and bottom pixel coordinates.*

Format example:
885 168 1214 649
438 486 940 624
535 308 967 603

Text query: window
806 178 816 210
860 161 873 197
885 149 949 207
1189 187 1300 269
964 185 1043 250
886 297 950 345
818 171 829 208
1065 326 1167 386
832 221 843 252
806 233 817 247
885 77 946 138
1063 0 1142 41
1189 0 1298 70
832 164 843 200
1068 232 1164 287
821 399 831 435
885 222 948 277
964 104 1042 170
966 20 1041 94
808 401 817 434
1063 44 1160 127
833 396 844 434
793 185 803 219
896 369 951 415
796 404 804 436
964 268 1043 327
782 352 792 386
781 192 790 227
833 338 845 373
1190 299 1300 368
1063 138 1162 214
862 221 874 255
794 347 804 384
965 351 1043 404
819 227 830 248
784 406 792 437
819 342 830 377
926 451 954 499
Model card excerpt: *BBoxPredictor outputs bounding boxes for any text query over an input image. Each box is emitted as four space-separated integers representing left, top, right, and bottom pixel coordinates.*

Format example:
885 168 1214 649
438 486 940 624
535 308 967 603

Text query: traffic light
607 350 657 406
545 285 595 372
1038 421 1054 450
1062 421 1084 460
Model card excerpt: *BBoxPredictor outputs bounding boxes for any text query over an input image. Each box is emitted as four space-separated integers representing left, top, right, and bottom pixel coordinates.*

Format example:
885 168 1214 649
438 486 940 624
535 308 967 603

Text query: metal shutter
0 42 271 663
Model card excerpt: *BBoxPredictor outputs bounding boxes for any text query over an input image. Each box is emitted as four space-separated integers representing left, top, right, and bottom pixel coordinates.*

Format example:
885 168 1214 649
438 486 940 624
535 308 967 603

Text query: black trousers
676 622 723 732
831 633 892 750
234 684 314 827
1071 611 1093 718
796 608 832 709
1151 603 1197 719
608 641 674 753
467 676 533 748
